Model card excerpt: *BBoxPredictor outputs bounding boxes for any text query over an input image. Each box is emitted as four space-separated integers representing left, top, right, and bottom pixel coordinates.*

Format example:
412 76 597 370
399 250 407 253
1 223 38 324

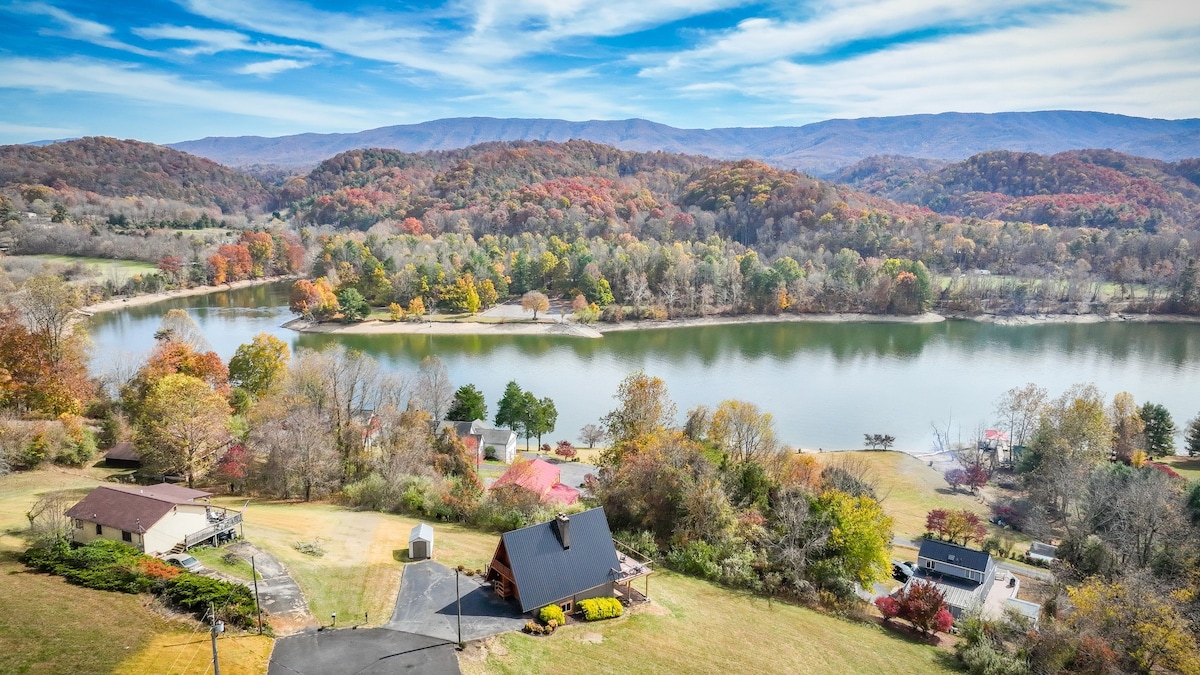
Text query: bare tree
709 399 780 465
994 383 1047 448
155 308 212 352
26 491 79 545
578 423 606 448
520 291 550 319
250 394 339 501
17 272 81 361
412 355 454 420
287 345 383 481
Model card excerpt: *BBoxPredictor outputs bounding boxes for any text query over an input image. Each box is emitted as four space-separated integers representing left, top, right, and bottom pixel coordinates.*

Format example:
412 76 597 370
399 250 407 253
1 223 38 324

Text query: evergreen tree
1186 414 1200 458
447 384 487 422
1139 402 1175 458
494 381 527 438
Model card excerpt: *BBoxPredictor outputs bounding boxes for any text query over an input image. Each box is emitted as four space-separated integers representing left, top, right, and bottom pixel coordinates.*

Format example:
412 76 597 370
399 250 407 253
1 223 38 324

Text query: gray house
907 539 997 619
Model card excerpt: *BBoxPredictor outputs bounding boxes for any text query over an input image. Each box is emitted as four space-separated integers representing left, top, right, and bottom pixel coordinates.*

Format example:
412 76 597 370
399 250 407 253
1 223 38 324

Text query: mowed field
3 253 159 284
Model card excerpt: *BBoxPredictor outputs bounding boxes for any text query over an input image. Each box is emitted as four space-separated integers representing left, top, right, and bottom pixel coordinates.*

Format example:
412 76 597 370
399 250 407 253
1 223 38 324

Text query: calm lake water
87 282 1200 451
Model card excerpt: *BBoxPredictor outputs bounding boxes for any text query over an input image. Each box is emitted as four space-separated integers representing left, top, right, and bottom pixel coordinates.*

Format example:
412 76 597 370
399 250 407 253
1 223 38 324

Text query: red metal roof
493 458 560 498
545 482 580 505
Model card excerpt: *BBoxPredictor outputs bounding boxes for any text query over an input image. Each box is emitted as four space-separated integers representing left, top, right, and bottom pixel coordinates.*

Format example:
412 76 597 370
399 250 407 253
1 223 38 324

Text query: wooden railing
183 512 242 548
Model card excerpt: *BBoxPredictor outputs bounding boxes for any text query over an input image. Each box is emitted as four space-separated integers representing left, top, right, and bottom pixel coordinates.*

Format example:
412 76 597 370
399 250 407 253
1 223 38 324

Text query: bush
578 597 623 621
538 604 566 626
613 530 659 560
666 541 720 580
162 572 256 627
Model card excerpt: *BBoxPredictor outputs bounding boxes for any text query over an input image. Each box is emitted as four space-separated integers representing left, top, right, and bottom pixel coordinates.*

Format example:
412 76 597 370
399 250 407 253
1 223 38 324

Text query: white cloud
0 57 376 129
0 121 79 139
132 25 322 58
235 59 311 77
11 2 158 56
643 0 1200 123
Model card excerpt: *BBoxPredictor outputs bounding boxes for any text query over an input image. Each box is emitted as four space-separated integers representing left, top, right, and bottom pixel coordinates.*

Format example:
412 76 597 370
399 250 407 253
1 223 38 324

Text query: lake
86 282 1200 451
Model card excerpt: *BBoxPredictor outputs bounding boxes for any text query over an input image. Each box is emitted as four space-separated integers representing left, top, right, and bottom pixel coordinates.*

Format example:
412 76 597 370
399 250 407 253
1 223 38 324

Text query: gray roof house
486 508 651 614
433 419 518 463
906 539 997 619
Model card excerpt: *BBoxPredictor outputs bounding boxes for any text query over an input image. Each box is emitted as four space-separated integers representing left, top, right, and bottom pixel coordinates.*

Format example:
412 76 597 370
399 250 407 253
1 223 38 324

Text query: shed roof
500 507 620 613
410 523 434 542
104 442 140 462
918 539 993 573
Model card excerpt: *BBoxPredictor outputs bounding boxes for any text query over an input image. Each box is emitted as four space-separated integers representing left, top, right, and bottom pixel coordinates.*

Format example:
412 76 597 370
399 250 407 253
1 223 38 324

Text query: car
164 553 205 573
892 561 915 582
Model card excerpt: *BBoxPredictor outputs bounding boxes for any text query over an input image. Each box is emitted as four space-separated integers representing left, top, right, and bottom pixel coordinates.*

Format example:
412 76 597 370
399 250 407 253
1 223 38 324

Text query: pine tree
1186 414 1200 458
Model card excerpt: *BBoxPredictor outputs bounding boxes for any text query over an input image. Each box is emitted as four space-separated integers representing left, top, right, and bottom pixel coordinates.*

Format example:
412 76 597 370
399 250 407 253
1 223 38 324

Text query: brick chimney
552 512 570 550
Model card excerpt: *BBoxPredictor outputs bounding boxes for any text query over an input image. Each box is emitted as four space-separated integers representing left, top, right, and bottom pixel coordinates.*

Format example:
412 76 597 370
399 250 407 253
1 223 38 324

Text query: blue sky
1 0 1198 144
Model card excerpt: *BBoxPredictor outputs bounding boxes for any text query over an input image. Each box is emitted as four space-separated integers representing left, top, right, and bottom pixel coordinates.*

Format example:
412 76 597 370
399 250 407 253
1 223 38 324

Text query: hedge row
578 597 623 621
22 539 257 627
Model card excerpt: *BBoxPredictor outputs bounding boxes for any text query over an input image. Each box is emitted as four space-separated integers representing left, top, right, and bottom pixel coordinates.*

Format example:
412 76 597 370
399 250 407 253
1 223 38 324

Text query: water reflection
87 282 1200 449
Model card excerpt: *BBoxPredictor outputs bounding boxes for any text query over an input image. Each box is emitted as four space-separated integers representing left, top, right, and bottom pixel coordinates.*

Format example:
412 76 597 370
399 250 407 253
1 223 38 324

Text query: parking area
268 628 460 675
386 560 527 642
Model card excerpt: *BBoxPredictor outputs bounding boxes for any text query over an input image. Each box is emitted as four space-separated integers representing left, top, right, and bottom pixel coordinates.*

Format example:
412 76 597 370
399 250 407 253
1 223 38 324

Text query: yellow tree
814 490 893 587
135 373 231 487
228 333 291 397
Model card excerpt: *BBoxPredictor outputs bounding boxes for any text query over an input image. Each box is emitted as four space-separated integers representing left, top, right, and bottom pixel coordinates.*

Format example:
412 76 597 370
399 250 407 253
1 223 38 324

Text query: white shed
409 523 434 560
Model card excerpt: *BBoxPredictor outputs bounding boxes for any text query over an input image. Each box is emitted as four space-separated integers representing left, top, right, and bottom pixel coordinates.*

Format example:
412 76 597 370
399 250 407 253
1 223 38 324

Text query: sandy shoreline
284 308 1200 338
81 276 297 314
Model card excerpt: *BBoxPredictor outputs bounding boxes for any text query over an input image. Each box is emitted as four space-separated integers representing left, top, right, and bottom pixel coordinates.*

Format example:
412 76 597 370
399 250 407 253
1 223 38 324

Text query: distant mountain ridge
167 112 1200 174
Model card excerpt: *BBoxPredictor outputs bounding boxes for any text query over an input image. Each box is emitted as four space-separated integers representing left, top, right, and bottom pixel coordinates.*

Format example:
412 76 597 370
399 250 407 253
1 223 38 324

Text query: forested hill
834 150 1200 231
167 111 1200 173
0 137 272 212
282 140 925 243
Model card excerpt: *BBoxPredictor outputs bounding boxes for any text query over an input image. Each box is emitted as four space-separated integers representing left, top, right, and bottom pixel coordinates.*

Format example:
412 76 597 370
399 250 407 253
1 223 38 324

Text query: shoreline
81 276 297 314
283 308 1200 338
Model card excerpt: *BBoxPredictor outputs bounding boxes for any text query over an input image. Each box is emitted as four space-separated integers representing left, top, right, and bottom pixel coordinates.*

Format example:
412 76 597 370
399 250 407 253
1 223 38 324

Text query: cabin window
560 601 573 613
122 531 132 542
95 524 103 535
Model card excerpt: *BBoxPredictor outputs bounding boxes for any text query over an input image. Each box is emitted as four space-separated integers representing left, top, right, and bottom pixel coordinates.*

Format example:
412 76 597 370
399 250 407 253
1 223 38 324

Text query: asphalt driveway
226 540 314 633
269 628 459 675
387 560 526 642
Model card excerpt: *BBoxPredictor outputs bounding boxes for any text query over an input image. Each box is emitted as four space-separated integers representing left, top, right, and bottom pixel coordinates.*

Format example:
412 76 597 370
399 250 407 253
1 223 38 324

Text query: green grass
7 254 159 284
1160 456 1200 482
811 451 1025 544
469 571 956 675
187 545 262 581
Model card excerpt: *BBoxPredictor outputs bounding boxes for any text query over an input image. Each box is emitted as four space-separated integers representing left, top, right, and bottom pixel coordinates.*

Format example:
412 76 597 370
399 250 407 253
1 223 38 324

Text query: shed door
412 540 429 559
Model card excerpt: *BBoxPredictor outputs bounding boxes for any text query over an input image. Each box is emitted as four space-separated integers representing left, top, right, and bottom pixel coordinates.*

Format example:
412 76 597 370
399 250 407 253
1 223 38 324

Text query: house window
122 531 132 542
95 524 103 535
560 601 573 613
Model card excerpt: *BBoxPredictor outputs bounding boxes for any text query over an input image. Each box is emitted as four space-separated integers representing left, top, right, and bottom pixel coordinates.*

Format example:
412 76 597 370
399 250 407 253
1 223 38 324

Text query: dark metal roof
104 442 140 462
500 507 620 613
918 539 993 572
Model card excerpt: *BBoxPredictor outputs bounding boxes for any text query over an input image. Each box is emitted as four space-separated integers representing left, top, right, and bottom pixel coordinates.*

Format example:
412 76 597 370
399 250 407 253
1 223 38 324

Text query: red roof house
492 458 579 505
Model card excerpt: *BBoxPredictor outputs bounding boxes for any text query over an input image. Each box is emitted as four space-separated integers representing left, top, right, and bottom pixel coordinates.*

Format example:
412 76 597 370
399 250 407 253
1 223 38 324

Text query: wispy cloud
235 58 311 77
0 120 79 139
10 2 157 56
0 57 373 128
132 24 322 58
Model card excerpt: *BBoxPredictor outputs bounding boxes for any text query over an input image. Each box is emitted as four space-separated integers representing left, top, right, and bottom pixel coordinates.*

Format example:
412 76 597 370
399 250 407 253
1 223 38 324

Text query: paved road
269 628 460 675
387 560 526 642
227 540 315 633
517 452 598 492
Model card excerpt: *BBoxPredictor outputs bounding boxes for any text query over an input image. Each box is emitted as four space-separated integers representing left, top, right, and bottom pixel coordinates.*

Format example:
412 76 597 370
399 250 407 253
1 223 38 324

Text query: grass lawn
188 544 262 581
1160 456 1200 482
467 571 956 675
213 498 499 627
117 631 273 674
6 254 158 284
809 451 1018 542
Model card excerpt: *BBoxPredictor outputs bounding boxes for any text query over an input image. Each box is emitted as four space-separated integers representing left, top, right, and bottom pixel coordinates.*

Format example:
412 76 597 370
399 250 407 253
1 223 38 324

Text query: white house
65 483 242 557
434 419 519 463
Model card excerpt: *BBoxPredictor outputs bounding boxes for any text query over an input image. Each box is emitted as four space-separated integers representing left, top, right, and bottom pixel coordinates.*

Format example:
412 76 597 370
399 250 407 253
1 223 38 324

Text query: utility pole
455 568 462 648
251 555 263 635
209 602 223 675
